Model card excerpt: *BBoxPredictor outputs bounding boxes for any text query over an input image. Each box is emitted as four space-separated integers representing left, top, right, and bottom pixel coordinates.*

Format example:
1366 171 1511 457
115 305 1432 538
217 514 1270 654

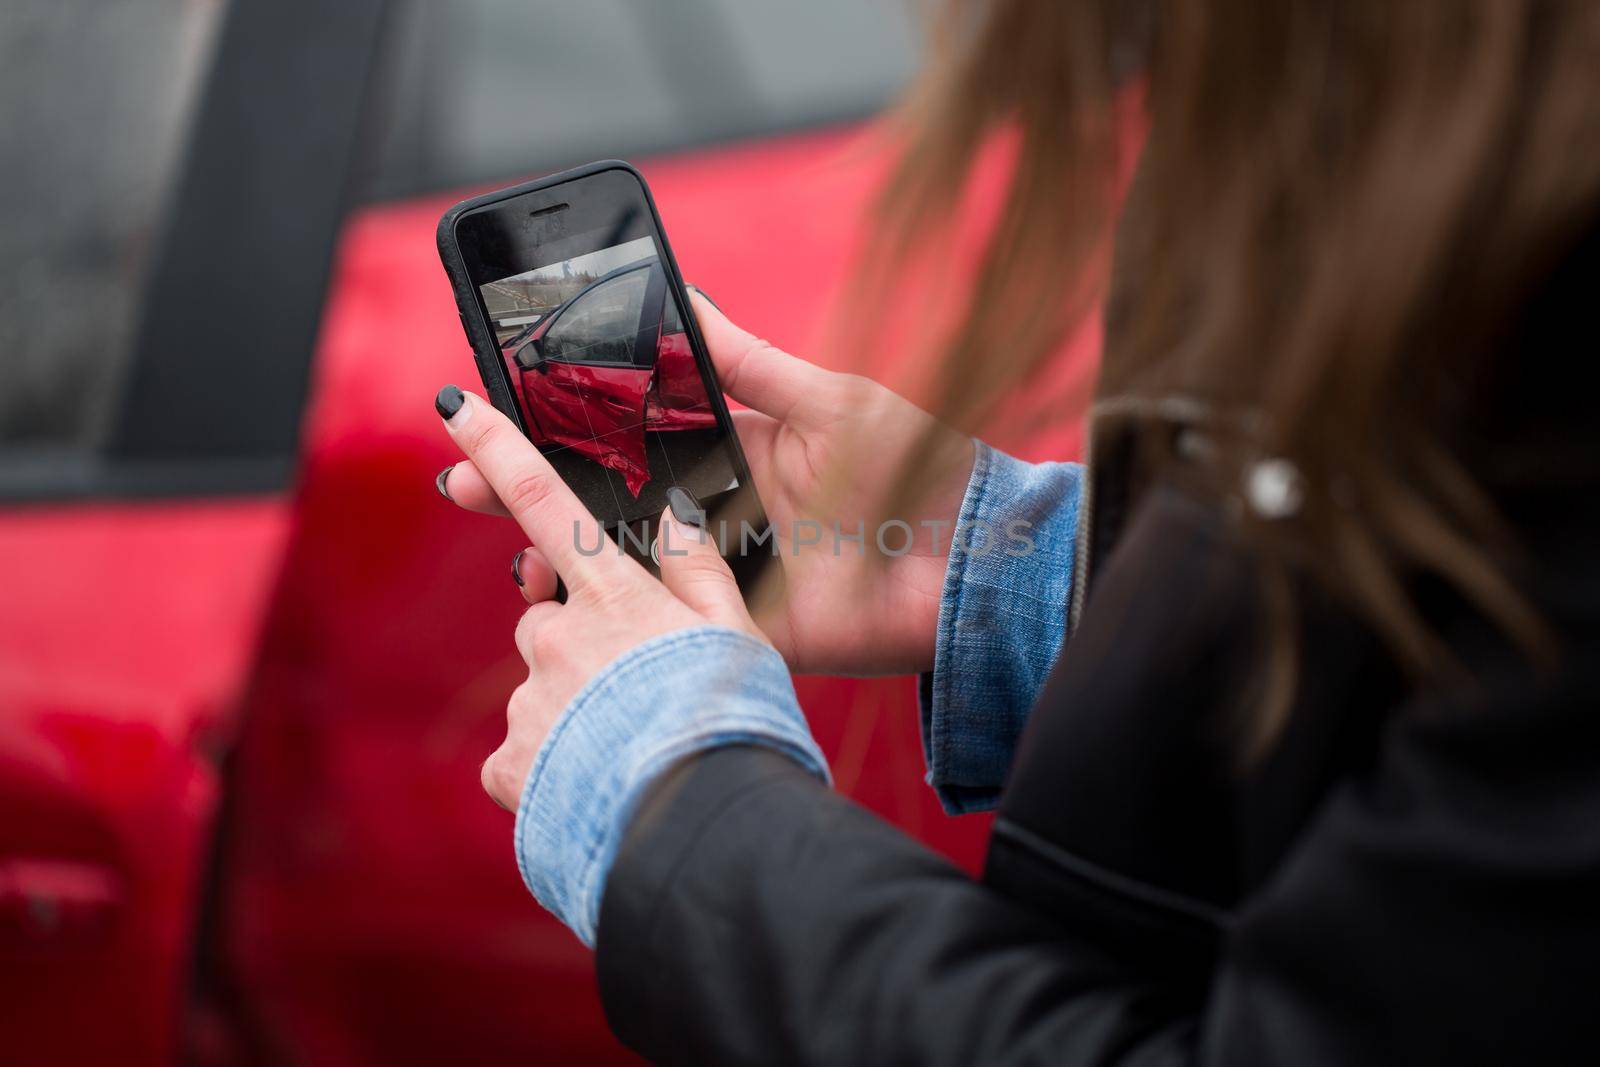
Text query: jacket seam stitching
991 817 1233 930
625 766 813 950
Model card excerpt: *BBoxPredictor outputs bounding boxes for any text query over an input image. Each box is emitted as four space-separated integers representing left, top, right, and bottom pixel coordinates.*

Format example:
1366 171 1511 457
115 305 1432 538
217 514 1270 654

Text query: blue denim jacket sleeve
919 441 1083 815
513 625 829 947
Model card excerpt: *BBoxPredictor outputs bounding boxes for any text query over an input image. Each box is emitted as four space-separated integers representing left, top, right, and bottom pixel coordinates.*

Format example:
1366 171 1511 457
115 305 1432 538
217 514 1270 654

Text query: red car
0 3 1096 1065
502 259 714 496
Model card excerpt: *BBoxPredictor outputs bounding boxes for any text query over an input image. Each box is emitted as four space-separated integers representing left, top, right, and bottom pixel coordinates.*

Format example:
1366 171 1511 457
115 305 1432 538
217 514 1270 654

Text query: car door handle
0 857 124 947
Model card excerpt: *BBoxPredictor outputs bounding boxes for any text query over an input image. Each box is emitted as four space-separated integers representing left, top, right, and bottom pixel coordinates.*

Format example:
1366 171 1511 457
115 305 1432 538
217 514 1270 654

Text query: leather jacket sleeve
596 744 1205 1067
596 653 1600 1067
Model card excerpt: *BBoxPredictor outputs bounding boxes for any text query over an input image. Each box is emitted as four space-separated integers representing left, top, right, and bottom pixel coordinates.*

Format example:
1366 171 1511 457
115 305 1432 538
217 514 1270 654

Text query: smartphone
437 161 774 592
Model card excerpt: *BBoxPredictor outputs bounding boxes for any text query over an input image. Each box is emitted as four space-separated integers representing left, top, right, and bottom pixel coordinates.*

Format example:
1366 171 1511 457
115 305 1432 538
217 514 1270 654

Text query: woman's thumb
655 493 755 634
686 288 826 425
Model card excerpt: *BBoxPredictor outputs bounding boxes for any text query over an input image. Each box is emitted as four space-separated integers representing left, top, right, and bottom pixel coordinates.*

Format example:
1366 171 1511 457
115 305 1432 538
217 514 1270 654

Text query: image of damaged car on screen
481 239 720 501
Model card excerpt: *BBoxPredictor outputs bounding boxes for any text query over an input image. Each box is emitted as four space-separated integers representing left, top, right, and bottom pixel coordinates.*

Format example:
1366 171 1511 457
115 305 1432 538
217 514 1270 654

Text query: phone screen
451 169 746 532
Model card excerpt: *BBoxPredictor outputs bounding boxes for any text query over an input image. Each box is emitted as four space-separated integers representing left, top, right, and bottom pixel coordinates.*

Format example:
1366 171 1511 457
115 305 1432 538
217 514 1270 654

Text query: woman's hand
434 386 767 811
686 293 975 674
442 294 975 676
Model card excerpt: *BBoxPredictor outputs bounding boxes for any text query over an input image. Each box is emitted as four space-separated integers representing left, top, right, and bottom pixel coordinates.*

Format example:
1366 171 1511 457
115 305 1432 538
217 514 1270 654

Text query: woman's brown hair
856 0 1600 751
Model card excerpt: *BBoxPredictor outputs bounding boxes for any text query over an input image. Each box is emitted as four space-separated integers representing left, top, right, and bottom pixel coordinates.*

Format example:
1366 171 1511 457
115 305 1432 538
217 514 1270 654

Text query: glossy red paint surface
0 124 1100 1065
520 359 654 493
0 499 292 1065
646 329 716 432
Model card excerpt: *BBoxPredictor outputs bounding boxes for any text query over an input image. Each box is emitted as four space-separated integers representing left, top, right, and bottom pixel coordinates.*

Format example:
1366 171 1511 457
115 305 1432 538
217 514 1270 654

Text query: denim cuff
919 442 1083 814
514 626 829 947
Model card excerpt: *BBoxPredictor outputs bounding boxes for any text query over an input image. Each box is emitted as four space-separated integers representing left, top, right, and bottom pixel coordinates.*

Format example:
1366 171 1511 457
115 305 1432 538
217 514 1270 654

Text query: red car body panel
516 356 654 494
645 329 715 431
0 125 1100 1064
0 500 291 1066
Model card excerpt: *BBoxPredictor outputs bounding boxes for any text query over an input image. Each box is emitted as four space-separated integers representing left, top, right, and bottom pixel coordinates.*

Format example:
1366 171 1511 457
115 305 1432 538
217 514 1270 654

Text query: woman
433 1 1600 1062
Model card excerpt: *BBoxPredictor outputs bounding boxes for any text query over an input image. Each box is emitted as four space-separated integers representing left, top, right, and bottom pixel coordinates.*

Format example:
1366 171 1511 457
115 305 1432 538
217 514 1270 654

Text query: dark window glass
543 268 649 364
362 0 918 201
0 0 226 450
0 0 914 467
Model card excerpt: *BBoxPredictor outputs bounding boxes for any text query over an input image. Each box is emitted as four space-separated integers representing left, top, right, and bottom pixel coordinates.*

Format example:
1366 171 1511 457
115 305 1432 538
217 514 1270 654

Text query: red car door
521 265 658 495
0 2 383 1063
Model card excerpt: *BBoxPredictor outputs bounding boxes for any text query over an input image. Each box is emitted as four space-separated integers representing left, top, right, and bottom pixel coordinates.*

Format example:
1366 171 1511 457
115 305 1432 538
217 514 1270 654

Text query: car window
542 269 650 365
0 0 915 487
0 1 227 450
362 0 918 201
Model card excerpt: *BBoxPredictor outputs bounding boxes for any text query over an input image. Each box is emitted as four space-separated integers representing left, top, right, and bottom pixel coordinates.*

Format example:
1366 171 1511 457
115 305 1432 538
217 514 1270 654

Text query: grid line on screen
535 418 651 459
565 375 628 521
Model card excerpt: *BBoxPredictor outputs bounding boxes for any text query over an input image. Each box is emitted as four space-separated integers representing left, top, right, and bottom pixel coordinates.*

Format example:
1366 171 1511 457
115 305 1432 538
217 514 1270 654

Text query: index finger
435 386 625 589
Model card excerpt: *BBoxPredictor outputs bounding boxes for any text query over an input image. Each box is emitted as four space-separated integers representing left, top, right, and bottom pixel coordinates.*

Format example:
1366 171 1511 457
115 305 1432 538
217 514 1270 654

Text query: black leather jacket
592 228 1600 1065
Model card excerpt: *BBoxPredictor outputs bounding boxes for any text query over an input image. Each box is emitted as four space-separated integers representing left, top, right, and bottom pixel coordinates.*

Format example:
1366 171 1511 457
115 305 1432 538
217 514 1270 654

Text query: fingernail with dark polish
435 384 465 420
511 548 527 588
687 284 721 312
667 486 705 528
435 465 455 501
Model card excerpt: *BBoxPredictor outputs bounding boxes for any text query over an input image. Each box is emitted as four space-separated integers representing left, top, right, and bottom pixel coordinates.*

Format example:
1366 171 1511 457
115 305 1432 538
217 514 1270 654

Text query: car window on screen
545 270 649 365
0 1 225 450
363 0 919 201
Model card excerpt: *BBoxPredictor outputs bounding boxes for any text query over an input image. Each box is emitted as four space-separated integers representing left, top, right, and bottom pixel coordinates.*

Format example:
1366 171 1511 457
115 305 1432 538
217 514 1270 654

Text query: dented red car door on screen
645 326 715 431
542 361 652 495
506 263 658 495
510 354 594 453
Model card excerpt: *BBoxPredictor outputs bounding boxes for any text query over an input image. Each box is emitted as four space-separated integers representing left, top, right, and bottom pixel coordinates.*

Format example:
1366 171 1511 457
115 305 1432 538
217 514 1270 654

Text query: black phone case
435 160 763 545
